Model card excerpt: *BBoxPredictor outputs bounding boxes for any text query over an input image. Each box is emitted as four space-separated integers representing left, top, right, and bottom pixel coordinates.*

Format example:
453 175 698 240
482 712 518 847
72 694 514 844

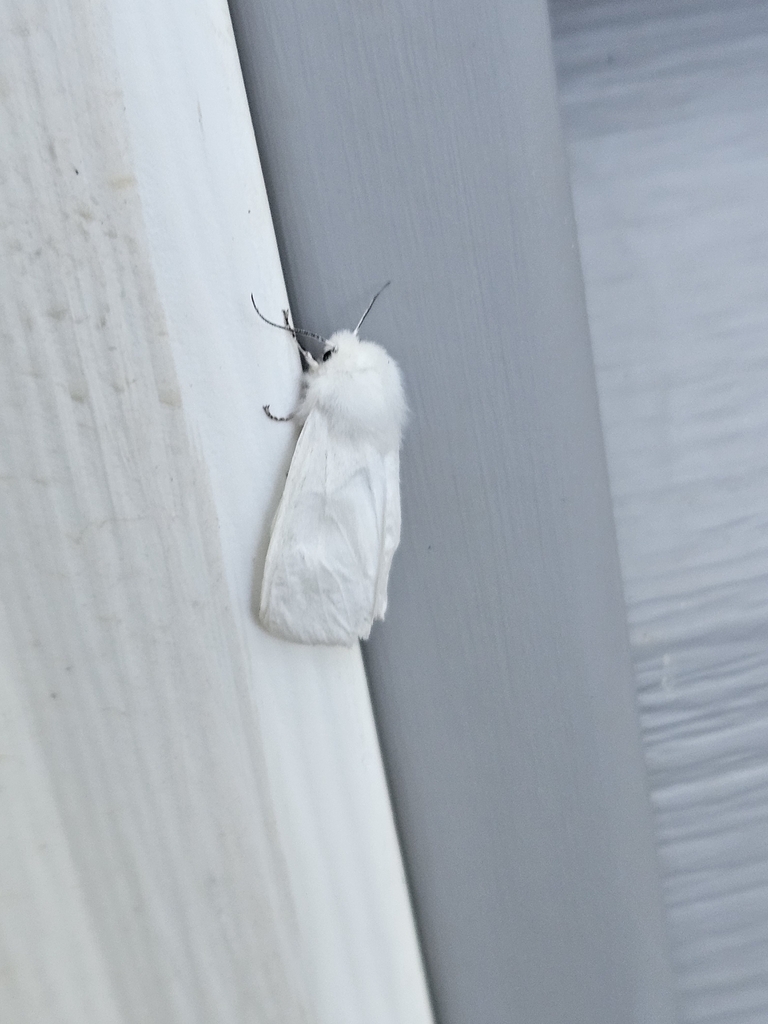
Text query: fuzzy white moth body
259 306 406 647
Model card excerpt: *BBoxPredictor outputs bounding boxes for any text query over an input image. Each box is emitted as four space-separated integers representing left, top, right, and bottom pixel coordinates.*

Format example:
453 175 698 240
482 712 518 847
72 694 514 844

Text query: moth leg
284 309 320 372
264 311 303 420
264 404 295 422
300 347 319 371
282 309 303 371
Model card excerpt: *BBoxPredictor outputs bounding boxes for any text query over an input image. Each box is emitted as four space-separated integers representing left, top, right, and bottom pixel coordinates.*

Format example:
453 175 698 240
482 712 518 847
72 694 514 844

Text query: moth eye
322 348 335 362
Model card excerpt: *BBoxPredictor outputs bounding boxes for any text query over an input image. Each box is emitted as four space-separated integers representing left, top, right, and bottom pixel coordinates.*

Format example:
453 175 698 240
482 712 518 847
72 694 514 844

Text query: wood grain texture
0 1 432 1022
551 2 768 1021
228 1 677 1022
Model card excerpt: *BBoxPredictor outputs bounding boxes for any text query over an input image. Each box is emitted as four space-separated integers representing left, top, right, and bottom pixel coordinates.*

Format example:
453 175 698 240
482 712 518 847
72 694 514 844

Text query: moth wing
372 449 401 621
260 409 391 646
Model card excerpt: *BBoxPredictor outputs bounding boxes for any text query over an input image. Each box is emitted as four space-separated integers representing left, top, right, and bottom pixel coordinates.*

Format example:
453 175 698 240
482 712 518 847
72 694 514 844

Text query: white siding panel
0 2 432 1022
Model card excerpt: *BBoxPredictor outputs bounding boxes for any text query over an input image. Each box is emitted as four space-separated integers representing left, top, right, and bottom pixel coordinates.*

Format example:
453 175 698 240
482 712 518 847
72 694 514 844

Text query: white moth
254 284 406 647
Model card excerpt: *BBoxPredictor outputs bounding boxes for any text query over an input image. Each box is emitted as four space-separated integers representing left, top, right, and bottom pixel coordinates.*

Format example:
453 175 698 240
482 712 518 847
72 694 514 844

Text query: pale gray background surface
227 2 676 1022
552 1 768 1021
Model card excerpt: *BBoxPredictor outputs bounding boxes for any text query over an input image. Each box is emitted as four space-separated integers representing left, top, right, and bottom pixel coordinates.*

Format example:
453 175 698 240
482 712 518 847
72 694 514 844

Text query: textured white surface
0 1 432 1022
551 1 768 1021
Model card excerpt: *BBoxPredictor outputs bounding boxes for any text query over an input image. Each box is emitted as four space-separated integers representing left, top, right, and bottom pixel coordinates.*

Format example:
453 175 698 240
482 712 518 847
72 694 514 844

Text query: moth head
321 341 339 364
298 336 342 373
251 281 389 373
251 296 328 370
331 328 360 354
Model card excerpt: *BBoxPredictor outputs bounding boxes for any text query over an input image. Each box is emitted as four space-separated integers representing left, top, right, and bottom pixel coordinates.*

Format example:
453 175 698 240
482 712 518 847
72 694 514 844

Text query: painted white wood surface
551 1 768 1021
0 2 433 1022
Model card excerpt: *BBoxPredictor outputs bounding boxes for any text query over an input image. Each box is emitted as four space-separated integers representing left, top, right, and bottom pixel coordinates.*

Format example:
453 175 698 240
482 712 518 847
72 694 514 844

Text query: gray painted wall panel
551 2 768 1021
228 3 676 1022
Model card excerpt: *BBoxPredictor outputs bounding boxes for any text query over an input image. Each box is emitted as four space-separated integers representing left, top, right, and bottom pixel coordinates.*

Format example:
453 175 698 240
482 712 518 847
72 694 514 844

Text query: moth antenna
355 281 391 335
251 294 326 345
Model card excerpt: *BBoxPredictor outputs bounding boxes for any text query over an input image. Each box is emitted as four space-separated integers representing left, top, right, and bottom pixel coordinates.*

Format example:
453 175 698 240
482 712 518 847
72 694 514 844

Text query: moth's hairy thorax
298 330 406 452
